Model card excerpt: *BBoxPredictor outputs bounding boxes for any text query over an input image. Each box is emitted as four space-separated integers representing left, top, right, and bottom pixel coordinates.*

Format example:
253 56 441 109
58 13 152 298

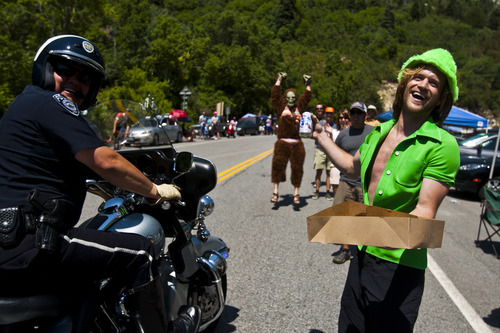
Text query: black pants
0 228 157 296
338 248 425 333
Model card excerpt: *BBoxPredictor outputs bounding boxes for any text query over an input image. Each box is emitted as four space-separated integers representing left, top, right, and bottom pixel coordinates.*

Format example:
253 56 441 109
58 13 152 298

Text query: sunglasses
53 62 92 85
349 110 365 116
339 116 349 119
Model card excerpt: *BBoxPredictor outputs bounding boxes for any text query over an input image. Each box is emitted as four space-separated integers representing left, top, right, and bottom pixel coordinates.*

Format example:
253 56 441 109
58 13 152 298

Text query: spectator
182 123 194 142
328 108 350 196
230 117 238 138
365 104 381 126
324 106 336 128
210 111 220 139
329 102 374 264
266 114 273 135
198 111 207 138
313 104 333 200
313 48 460 332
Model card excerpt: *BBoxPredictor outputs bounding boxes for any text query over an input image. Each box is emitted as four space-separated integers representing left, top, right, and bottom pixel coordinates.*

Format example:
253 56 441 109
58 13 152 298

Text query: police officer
0 35 200 333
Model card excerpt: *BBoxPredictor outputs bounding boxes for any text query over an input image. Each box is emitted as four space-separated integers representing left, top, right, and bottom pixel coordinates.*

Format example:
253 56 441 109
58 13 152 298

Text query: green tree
488 7 500 30
273 0 301 40
1 0 500 121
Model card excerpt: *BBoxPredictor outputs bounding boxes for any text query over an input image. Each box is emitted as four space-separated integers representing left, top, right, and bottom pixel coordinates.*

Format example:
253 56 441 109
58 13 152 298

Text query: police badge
52 93 80 116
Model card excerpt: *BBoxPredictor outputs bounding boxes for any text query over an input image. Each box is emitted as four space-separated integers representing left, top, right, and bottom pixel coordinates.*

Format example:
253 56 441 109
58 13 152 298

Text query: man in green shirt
312 48 460 332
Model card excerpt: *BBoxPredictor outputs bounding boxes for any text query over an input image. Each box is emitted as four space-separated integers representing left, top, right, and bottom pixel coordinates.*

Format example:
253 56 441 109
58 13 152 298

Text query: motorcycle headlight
199 195 214 217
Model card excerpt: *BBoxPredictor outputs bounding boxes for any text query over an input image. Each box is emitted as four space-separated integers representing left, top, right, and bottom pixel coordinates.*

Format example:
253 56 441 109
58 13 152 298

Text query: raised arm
296 74 312 113
271 72 287 115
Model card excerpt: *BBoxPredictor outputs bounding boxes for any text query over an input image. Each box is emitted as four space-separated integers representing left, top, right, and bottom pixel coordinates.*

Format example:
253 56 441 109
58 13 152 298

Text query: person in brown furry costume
270 72 312 205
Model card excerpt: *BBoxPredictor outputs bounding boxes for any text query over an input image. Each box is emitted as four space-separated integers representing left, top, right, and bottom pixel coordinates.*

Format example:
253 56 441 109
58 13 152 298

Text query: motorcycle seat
0 295 63 325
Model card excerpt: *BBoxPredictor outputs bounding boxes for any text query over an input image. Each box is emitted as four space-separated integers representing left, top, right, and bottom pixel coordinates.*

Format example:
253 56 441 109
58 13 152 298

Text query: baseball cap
367 105 377 111
398 48 458 102
349 102 367 113
325 106 334 113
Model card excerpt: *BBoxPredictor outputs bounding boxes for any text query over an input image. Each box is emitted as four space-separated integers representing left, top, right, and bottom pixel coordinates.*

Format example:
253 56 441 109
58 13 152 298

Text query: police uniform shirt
0 85 104 225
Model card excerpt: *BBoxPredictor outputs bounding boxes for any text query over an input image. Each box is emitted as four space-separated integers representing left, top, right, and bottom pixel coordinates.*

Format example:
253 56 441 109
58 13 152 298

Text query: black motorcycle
0 100 229 332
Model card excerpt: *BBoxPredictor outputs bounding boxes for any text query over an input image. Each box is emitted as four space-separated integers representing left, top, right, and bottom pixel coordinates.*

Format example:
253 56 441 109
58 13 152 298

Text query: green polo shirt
358 118 459 270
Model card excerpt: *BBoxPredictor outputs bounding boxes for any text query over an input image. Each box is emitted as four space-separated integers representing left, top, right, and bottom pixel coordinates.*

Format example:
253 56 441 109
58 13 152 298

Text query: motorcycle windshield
83 99 174 149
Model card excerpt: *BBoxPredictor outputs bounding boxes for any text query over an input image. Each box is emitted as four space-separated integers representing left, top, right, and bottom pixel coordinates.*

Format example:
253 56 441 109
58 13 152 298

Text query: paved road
80 134 500 332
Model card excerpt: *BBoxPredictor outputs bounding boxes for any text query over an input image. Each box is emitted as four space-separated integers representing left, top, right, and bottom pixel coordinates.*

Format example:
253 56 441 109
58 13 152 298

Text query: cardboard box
307 201 445 249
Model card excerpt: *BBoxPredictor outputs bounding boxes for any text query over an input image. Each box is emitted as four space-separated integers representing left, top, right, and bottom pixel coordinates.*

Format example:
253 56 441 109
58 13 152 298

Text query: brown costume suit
270 85 312 187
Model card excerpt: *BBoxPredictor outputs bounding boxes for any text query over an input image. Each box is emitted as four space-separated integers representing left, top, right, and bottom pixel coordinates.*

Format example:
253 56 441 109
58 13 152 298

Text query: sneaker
312 192 319 200
332 250 352 264
325 193 332 201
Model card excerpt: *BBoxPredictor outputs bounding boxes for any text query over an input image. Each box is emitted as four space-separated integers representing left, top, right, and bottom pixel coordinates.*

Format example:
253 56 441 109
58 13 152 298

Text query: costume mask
286 91 296 108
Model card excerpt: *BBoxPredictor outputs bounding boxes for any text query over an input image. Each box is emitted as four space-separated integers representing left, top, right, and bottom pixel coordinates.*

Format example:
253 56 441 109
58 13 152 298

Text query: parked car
237 117 260 135
455 155 500 195
455 133 500 194
159 115 184 143
458 132 498 158
126 115 182 146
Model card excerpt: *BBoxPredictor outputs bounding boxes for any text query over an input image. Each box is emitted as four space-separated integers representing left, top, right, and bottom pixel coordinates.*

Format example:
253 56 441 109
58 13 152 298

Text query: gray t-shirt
335 124 374 186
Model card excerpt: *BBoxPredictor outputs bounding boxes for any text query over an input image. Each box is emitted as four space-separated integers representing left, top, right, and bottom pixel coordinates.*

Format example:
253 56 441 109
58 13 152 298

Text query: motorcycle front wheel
193 274 227 332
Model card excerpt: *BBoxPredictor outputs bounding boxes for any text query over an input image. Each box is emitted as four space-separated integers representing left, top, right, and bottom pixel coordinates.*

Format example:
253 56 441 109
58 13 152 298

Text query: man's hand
149 184 181 205
310 114 323 140
302 74 312 86
276 72 287 82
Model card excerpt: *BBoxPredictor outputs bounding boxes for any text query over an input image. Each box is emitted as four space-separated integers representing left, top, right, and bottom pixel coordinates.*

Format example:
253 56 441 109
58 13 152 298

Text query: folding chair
476 185 500 258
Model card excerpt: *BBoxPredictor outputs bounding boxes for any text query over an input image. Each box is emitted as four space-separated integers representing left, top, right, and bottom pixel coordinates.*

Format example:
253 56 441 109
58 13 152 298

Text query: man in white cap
365 104 380 126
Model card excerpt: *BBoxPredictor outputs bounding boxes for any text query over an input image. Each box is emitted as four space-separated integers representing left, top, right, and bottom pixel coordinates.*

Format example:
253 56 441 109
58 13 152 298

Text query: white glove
277 72 287 81
149 184 181 205
302 74 312 86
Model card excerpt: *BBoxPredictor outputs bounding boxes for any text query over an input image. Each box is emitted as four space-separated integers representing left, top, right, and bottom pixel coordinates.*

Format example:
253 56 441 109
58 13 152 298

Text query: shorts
333 181 363 205
330 164 340 185
314 149 331 170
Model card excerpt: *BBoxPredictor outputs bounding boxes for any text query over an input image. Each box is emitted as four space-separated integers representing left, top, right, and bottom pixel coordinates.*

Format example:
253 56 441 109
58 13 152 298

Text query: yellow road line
217 148 274 183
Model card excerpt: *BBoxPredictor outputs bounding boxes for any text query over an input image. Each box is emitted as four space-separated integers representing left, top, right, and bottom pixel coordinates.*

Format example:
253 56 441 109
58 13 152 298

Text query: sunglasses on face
52 62 92 85
339 116 349 120
349 110 365 116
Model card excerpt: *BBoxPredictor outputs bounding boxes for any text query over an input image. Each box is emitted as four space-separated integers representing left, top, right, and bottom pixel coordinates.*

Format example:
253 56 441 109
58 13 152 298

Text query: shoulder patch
52 94 80 116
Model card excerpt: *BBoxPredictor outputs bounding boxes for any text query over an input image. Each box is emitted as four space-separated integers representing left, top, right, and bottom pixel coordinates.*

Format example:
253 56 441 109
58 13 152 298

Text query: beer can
299 112 313 138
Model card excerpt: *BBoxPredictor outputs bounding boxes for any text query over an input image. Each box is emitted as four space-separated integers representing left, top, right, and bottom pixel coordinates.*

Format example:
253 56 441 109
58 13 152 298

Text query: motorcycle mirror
174 152 194 174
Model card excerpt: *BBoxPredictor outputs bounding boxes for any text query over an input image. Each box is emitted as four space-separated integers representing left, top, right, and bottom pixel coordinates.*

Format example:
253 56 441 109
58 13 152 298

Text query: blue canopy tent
445 106 488 128
374 106 488 128
374 110 393 122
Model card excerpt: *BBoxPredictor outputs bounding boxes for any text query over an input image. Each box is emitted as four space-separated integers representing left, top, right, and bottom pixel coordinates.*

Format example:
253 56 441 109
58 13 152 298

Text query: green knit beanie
398 48 458 102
